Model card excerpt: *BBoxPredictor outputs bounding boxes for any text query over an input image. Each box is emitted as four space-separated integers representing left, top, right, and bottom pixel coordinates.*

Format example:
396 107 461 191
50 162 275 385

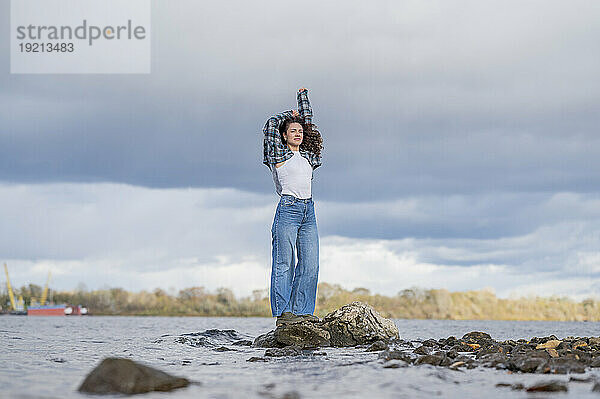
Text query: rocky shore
251 301 600 376
78 301 600 395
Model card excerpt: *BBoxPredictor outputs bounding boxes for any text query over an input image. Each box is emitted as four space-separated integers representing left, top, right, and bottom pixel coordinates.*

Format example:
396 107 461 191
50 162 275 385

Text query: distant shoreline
4 282 598 321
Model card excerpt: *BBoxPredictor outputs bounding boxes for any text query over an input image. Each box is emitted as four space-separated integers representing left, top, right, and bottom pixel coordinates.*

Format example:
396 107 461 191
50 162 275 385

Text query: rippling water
1 316 599 398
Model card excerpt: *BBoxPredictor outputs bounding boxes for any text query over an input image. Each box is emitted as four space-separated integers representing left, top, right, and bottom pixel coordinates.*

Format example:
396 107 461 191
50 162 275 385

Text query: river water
1 316 599 398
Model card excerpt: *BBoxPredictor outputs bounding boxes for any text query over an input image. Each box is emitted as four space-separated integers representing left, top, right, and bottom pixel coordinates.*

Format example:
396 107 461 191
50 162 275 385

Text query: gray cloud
1 0 599 202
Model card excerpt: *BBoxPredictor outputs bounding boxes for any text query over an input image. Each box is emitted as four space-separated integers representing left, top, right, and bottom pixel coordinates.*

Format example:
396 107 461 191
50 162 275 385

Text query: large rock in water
321 301 399 346
252 301 399 348
78 358 190 394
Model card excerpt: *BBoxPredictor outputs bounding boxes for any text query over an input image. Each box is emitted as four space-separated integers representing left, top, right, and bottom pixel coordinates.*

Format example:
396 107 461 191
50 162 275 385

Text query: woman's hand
292 110 299 117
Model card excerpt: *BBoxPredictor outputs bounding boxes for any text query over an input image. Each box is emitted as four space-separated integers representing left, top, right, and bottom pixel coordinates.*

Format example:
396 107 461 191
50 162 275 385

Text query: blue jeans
270 194 320 317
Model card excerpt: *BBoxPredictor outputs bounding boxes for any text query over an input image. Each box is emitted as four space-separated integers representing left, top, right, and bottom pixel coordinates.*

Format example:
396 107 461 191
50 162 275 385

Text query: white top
271 151 313 199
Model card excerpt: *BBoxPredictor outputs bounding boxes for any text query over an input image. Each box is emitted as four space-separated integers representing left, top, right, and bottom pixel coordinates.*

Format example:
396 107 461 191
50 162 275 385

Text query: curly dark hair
279 116 323 158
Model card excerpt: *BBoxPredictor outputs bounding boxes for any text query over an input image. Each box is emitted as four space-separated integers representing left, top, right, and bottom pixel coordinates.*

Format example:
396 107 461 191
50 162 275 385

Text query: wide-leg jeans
270 194 319 317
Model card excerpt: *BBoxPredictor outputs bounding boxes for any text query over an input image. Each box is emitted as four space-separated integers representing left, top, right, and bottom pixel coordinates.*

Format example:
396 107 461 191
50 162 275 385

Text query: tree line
1 282 598 321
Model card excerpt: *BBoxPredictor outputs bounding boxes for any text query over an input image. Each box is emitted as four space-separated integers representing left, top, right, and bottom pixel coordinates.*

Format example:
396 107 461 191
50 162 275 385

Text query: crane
40 271 51 306
3 263 17 311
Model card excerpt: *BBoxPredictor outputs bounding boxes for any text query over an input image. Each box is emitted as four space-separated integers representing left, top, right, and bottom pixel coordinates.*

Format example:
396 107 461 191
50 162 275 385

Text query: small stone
525 380 568 392
446 349 458 359
414 354 443 366
366 340 388 352
383 360 409 368
247 357 268 362
213 346 235 352
264 346 303 357
281 391 301 399
378 349 413 363
546 348 559 358
232 339 253 346
573 340 588 349
413 345 430 355
536 340 562 349
569 376 595 383
422 339 438 347
462 332 492 344
449 361 465 369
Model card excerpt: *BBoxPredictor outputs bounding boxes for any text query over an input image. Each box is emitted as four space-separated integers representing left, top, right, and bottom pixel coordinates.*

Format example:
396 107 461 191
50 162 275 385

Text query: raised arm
297 87 313 124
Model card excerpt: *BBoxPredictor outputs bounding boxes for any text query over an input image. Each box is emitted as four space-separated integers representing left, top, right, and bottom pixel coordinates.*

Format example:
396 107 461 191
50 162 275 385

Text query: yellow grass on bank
2 282 598 321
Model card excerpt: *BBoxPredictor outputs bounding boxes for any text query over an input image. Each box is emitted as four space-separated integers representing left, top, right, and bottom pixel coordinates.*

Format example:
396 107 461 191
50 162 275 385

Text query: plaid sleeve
263 110 294 168
297 89 312 124
298 90 321 170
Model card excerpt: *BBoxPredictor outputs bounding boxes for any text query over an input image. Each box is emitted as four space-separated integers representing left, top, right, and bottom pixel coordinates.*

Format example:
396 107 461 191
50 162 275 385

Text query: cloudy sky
1 0 599 300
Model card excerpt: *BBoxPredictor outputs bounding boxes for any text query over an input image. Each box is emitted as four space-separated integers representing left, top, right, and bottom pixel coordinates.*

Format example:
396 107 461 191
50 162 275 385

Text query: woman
262 87 323 326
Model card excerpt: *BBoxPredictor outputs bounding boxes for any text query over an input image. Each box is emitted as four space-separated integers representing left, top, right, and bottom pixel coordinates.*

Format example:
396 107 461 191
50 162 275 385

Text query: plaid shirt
262 90 322 172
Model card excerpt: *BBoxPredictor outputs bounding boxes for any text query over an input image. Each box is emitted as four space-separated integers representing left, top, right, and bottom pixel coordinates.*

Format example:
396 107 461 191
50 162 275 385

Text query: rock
569 376 596 383
547 357 586 374
414 354 444 366
421 338 439 347
593 383 600 392
320 301 399 347
449 361 466 370
438 355 453 367
274 322 330 348
450 342 477 352
232 339 253 346
252 330 285 348
536 339 562 349
247 357 268 362
413 345 430 355
546 348 559 358
213 346 235 352
476 343 504 357
591 357 600 368
507 356 547 373
378 349 414 363
264 346 303 357
573 340 588 350
525 380 568 392
440 336 457 347
479 352 508 368
366 340 388 352
462 331 492 344
78 358 190 395
383 360 409 368
252 302 397 349
446 349 459 359
496 381 526 390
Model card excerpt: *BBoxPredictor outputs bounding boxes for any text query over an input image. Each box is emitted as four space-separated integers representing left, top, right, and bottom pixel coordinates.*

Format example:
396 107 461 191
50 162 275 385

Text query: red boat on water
27 304 89 316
